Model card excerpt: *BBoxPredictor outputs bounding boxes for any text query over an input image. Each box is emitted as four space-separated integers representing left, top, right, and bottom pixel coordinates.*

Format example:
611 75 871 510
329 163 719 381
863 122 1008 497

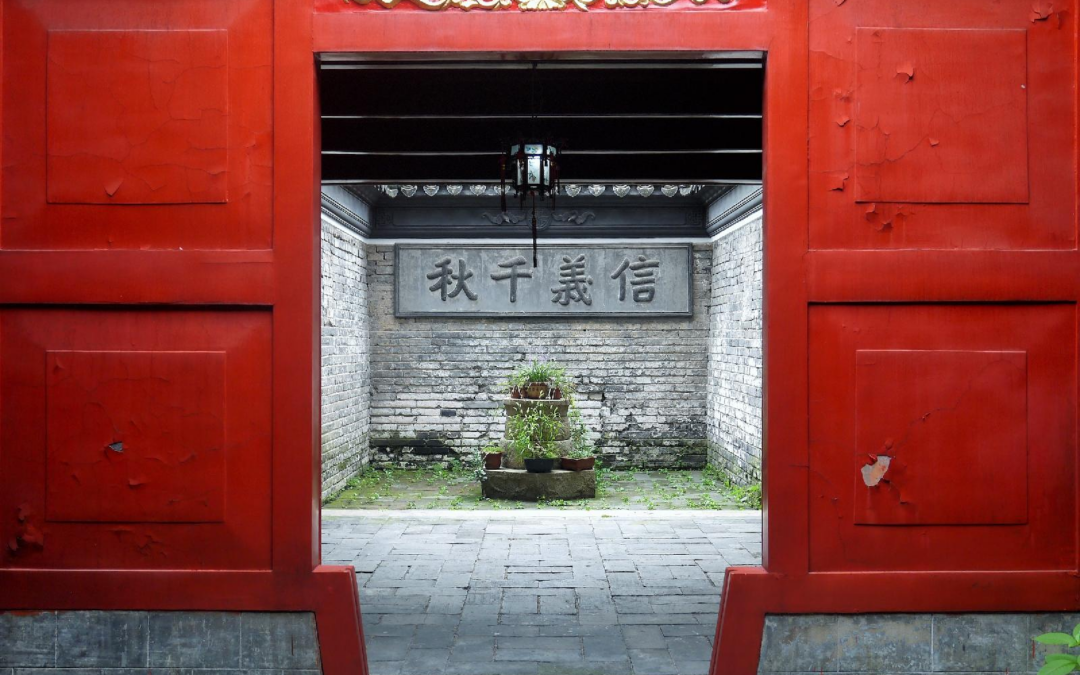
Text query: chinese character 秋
611 255 660 302
551 254 593 306
427 257 478 302
490 255 533 303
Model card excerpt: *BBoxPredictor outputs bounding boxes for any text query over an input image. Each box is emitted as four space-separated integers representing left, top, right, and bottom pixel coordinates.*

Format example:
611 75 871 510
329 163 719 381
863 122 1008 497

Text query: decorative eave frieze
376 184 703 199
321 186 374 237
705 184 762 237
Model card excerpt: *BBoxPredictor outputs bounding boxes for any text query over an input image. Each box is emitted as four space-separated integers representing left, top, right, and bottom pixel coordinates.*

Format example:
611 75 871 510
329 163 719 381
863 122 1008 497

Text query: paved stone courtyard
322 509 762 675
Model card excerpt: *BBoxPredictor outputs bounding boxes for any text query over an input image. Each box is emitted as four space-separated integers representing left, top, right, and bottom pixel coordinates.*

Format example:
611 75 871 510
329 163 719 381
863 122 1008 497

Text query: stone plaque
395 244 693 317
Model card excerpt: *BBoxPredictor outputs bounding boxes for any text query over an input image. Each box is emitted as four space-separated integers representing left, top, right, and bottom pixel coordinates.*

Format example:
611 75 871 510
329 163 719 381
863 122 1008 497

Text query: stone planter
524 382 550 399
482 468 596 501
501 398 572 470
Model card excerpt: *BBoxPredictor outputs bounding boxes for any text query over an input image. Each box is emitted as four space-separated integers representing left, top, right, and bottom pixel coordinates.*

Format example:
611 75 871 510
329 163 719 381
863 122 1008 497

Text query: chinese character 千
490 255 533 303
611 255 661 302
427 257 478 301
551 254 593 306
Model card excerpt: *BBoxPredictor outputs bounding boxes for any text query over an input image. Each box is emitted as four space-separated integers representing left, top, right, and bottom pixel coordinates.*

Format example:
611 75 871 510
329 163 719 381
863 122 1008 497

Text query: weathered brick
148 612 241 669
240 613 321 670
56 611 148 668
0 612 56 667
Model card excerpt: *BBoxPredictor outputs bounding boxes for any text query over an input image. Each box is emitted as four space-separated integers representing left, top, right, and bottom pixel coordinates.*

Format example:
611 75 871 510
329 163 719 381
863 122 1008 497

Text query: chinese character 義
611 255 660 302
490 255 533 304
551 254 593 306
427 257 478 302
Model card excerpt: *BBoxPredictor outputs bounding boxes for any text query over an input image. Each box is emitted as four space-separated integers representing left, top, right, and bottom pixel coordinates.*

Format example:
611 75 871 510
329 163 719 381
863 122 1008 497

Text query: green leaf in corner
1040 656 1080 675
1037 633 1080 646
1073 623 1080 643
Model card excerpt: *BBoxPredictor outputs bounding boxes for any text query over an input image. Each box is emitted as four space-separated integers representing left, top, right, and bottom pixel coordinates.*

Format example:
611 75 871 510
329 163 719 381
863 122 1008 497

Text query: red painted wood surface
1 2 1077 675
0 2 367 674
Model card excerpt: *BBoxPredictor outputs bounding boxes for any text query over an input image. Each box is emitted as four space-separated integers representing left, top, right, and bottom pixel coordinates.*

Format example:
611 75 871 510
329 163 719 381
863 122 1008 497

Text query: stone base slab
481 468 596 501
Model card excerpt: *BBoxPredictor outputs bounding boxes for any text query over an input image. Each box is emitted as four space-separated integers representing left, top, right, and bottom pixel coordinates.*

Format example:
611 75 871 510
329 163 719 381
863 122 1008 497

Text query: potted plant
561 405 596 471
510 361 570 400
560 446 596 472
506 403 564 472
521 443 560 473
482 444 503 470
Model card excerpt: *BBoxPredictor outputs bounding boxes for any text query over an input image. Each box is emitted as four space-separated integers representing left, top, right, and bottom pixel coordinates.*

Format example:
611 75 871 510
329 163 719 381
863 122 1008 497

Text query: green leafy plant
506 404 562 459
565 404 596 459
1035 624 1080 675
508 360 576 396
731 482 763 509
470 445 502 483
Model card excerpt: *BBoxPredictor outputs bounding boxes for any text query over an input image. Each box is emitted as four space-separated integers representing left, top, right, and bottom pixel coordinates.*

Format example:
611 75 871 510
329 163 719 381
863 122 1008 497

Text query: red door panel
1 308 272 570
2 0 273 250
808 303 1076 572
808 0 1074 250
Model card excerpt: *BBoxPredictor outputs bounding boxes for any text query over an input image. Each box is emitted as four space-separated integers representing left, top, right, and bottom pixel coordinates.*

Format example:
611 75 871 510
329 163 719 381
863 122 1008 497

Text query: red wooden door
716 2 1079 673
0 2 366 674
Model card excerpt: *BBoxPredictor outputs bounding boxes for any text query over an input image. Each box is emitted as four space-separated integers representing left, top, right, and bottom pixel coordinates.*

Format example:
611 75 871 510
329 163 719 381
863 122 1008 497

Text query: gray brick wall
759 613 1078 674
364 243 715 469
321 218 372 499
707 211 763 485
0 611 320 674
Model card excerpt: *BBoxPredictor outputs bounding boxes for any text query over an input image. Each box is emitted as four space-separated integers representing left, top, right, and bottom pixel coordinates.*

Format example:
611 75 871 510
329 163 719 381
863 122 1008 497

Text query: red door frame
313 4 805 673
313 2 1080 673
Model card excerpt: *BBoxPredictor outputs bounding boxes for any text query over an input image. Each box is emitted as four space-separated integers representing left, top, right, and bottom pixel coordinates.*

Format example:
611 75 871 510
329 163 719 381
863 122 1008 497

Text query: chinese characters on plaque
395 245 692 317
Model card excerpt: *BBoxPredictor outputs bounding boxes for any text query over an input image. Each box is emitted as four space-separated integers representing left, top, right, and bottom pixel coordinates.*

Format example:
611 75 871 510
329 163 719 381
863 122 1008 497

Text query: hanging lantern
500 140 560 267
508 142 559 200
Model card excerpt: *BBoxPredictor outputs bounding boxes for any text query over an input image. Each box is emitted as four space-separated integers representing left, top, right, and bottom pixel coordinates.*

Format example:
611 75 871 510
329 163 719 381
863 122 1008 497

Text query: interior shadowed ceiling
318 56 765 185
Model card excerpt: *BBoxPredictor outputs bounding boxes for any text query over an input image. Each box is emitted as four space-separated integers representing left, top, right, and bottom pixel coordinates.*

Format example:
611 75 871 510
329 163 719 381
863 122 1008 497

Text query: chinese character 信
611 255 660 302
551 254 593 306
427 257 478 302
490 256 533 303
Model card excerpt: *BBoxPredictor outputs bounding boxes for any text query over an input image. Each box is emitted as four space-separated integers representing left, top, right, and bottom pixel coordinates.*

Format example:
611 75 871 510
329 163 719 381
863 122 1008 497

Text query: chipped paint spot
20 525 44 548
107 441 124 454
828 173 849 192
896 63 914 84
1031 1 1054 21
835 114 851 127
861 455 892 487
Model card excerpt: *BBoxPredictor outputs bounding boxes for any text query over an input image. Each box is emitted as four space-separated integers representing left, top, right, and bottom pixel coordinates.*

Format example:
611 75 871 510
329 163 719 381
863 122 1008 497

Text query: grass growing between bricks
324 465 761 511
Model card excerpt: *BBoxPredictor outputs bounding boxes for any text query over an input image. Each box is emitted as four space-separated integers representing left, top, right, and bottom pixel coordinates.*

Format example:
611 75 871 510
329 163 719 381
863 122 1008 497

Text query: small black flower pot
524 458 556 474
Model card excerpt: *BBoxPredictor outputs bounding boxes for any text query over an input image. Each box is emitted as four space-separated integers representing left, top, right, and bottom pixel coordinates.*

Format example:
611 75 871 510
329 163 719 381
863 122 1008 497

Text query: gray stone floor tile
367 638 410 662
628 648 678 675
402 647 450 671
621 626 668 650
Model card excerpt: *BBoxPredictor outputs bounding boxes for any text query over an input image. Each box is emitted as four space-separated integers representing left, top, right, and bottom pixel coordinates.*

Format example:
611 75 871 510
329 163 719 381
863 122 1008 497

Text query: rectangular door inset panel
854 350 1027 526
46 30 229 205
855 28 1028 204
45 351 226 524
1 309 271 570
809 304 1075 572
